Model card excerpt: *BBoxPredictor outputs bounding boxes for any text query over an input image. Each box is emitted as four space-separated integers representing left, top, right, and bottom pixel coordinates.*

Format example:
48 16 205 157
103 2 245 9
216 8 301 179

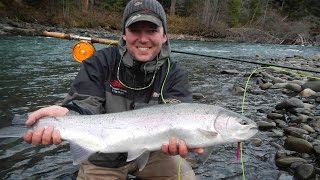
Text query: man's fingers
52 129 62 145
161 144 169 154
168 137 178 155
31 127 45 145
178 140 188 158
26 106 69 126
42 126 54 145
23 130 33 144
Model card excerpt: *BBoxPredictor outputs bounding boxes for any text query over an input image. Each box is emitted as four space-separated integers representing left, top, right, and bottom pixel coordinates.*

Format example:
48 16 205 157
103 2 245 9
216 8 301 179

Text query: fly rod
42 31 320 74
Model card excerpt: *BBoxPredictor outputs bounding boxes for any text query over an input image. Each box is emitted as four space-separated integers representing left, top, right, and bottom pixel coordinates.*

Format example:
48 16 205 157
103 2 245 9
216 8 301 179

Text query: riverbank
1 17 319 45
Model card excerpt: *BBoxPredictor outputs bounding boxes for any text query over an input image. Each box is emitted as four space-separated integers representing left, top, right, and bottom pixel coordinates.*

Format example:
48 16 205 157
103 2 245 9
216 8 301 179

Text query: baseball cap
122 0 167 33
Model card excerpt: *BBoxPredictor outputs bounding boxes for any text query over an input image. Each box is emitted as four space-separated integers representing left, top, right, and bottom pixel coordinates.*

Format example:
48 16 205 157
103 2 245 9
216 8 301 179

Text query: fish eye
241 120 248 125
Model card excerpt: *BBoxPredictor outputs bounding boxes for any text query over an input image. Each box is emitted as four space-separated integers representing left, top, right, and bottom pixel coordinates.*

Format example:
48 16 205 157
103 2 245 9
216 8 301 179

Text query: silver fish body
1 103 258 170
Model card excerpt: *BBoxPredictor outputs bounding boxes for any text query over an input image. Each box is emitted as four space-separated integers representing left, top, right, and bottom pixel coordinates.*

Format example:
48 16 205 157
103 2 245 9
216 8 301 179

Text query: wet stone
285 83 302 92
295 164 315 180
301 124 315 133
277 172 293 180
192 93 205 100
267 113 284 120
288 108 313 116
299 88 316 97
257 121 277 130
276 157 307 167
285 127 309 135
270 82 288 89
302 80 320 92
314 145 320 155
271 129 284 137
220 69 240 74
259 82 273 90
290 114 311 123
284 136 314 154
275 97 305 110
250 138 262 147
274 119 287 128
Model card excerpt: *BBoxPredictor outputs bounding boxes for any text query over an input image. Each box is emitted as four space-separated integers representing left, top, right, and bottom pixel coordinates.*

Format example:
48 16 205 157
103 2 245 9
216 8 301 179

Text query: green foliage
100 0 125 13
249 0 262 22
228 0 241 27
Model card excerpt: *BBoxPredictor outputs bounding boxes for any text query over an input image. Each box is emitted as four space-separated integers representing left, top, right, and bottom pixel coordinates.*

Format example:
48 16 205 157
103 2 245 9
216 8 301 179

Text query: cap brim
125 14 162 28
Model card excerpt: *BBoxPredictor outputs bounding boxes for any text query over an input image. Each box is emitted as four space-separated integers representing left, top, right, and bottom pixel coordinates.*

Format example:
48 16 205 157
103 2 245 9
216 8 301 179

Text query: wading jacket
62 45 192 168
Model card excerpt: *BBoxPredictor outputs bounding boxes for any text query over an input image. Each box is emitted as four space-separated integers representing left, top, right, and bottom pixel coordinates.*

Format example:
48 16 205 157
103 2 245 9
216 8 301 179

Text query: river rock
272 77 286 84
250 138 262 147
276 157 307 167
288 108 312 116
270 82 288 89
272 129 284 137
314 145 320 155
284 136 314 154
289 80 306 86
192 93 205 100
275 97 304 110
302 80 320 92
301 124 316 133
220 69 240 74
310 119 320 129
257 121 277 130
284 127 310 140
274 119 287 128
289 115 311 123
303 103 314 109
285 127 309 135
285 83 302 92
277 172 293 180
267 112 284 120
295 164 315 180
231 84 245 95
299 88 316 97
259 82 273 90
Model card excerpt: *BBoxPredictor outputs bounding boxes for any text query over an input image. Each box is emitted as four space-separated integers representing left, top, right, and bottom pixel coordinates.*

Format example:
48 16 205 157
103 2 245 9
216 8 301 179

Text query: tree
249 0 262 24
170 0 176 16
228 0 241 27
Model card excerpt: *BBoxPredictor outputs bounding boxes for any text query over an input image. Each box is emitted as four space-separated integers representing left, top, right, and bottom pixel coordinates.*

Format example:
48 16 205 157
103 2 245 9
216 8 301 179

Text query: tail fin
0 126 26 138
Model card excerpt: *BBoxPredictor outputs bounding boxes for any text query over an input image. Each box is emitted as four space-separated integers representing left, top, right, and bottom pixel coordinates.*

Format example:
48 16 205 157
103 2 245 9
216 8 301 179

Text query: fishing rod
171 50 320 74
42 31 320 74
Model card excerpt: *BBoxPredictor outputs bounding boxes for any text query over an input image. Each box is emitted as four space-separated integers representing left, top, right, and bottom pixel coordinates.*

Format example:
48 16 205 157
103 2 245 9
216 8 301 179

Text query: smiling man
24 0 202 179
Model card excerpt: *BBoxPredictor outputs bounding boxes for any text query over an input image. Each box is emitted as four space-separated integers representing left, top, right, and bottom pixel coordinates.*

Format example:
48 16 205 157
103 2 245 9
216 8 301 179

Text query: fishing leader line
239 66 320 180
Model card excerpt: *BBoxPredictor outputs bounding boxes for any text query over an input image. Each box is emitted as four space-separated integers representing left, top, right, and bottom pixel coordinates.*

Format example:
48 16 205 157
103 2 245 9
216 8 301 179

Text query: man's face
123 21 167 62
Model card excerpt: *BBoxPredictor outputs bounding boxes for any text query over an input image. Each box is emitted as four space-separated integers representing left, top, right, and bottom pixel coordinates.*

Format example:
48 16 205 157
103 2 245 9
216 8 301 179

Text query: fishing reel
71 40 96 63
43 31 118 63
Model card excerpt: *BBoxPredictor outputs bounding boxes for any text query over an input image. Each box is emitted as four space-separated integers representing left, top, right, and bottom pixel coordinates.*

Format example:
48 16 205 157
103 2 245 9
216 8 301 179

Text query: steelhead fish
0 103 258 170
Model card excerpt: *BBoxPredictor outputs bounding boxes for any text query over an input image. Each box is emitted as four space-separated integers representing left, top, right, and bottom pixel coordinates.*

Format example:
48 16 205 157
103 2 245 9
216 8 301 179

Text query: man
24 0 203 179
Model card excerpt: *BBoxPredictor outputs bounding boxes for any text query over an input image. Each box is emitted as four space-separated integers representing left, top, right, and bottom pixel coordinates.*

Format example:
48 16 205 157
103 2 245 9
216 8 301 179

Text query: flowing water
0 36 319 179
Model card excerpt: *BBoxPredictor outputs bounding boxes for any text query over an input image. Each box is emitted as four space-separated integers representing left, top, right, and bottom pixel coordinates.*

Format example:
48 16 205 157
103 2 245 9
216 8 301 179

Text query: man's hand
23 105 69 145
161 137 204 158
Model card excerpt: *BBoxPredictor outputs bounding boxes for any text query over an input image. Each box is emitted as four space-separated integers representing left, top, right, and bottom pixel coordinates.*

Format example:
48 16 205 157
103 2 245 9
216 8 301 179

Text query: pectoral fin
127 149 150 171
200 147 214 164
198 129 218 138
70 142 94 165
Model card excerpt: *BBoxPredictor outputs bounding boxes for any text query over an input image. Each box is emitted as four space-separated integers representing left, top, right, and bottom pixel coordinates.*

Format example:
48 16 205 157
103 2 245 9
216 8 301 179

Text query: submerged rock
295 164 315 180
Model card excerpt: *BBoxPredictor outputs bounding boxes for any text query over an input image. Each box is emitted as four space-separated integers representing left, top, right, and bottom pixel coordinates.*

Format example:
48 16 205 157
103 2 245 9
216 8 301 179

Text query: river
0 36 319 179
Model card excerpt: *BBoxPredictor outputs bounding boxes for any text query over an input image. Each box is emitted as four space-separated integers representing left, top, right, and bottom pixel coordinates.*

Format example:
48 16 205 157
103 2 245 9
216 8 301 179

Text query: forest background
0 0 319 45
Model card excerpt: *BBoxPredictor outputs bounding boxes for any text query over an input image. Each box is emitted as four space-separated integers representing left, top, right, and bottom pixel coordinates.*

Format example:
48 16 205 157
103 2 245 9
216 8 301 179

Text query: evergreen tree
228 0 241 27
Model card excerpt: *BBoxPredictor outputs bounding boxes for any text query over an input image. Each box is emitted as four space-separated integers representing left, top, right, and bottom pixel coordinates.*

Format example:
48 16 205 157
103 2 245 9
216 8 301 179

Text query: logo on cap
134 2 142 6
